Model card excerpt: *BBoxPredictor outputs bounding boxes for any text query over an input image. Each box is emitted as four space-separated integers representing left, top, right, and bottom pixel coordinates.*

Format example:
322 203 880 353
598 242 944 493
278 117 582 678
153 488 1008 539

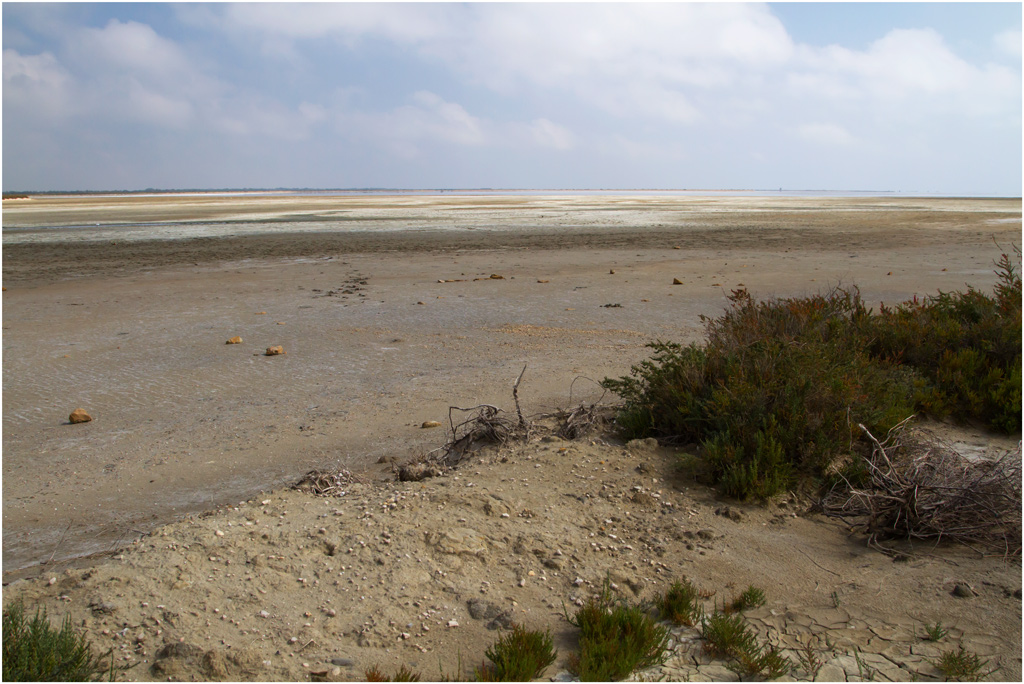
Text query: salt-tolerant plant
565 580 669 681
658 579 703 626
922 621 948 642
935 646 994 682
473 624 556 681
603 252 1022 501
729 585 766 613
2 601 115 682
701 609 790 680
794 637 825 681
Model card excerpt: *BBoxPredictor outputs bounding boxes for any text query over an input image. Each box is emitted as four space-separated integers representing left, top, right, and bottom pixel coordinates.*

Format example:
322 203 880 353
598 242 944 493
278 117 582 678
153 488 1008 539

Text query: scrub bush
2 601 114 682
565 581 669 681
603 250 1021 500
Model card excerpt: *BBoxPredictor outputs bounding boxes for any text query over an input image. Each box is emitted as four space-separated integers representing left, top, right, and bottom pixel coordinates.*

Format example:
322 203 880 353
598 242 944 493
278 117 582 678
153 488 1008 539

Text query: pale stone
69 408 92 424
226 336 243 344
265 346 285 356
421 420 442 428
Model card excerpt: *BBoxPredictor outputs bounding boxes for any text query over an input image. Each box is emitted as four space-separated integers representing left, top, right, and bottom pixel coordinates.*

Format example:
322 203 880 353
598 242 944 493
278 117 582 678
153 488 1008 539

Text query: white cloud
994 29 1022 58
74 19 192 80
796 122 856 147
342 91 485 156
213 3 795 124
527 118 574 151
2 49 74 120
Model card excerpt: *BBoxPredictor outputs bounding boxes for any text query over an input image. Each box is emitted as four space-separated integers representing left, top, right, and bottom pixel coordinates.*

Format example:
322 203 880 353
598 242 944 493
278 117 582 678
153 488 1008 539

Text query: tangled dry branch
821 420 1022 557
293 469 366 497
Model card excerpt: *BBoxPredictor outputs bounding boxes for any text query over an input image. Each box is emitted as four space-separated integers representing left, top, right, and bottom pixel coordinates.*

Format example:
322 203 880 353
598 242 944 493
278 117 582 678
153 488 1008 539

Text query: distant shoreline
5 188 1008 200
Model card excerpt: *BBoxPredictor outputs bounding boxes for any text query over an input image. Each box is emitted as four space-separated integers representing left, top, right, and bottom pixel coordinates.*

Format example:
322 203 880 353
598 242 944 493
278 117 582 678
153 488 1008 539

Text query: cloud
527 118 574 151
2 48 74 120
210 3 795 124
796 122 856 147
994 29 1022 58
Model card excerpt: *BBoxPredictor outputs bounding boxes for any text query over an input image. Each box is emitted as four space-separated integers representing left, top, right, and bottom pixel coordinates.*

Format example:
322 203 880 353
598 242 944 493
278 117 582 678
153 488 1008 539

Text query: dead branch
294 469 365 497
821 421 1022 557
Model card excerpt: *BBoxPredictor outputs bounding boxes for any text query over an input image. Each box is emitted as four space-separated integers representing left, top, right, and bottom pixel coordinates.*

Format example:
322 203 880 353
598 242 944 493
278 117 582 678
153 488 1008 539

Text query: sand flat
2 195 1020 573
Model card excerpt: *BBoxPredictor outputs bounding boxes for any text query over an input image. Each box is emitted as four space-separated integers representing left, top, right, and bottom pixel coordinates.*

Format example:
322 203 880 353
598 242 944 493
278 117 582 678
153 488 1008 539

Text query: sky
2 2 1021 195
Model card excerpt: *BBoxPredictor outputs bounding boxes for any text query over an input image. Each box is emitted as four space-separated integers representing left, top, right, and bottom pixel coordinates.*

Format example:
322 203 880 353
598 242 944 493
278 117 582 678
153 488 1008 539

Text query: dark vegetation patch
603 249 1021 503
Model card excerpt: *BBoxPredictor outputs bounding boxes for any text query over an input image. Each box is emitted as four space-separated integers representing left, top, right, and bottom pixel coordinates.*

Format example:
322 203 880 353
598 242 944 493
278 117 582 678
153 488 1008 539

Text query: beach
2 194 1021 680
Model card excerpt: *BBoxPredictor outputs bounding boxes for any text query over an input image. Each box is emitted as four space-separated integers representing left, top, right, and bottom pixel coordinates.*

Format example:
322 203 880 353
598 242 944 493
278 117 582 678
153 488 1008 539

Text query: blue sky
3 2 1021 194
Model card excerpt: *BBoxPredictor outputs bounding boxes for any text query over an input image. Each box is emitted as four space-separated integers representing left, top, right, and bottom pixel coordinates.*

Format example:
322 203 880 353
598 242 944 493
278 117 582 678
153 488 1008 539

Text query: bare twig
44 520 74 565
821 422 1022 557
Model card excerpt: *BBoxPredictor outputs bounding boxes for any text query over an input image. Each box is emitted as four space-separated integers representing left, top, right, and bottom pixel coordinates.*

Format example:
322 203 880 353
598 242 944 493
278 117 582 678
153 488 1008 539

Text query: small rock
489 274 504 280
398 464 437 482
673 278 683 285
330 657 355 667
537 279 550 283
715 506 744 522
952 583 977 598
1014 588 1022 600
447 620 459 628
421 420 442 429
265 346 285 356
486 611 515 631
69 408 92 424
467 599 502 620
225 336 243 344
259 610 270 618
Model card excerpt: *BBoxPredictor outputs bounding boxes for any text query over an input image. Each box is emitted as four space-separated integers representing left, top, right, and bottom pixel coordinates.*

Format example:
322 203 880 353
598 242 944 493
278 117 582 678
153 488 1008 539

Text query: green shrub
566 582 668 681
603 287 916 500
2 601 114 682
701 609 790 680
729 585 767 613
935 646 992 682
474 624 556 681
868 249 1021 432
657 579 702 626
922 621 948 642
603 251 1022 500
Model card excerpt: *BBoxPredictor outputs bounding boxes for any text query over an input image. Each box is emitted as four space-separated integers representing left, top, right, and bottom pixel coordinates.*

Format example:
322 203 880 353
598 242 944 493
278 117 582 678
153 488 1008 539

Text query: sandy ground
1 194 1021 681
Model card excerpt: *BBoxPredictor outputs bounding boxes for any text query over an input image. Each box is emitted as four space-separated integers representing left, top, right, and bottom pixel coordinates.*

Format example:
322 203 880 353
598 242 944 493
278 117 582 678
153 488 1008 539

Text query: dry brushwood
293 469 365 496
554 377 613 440
431 365 532 467
821 419 1022 557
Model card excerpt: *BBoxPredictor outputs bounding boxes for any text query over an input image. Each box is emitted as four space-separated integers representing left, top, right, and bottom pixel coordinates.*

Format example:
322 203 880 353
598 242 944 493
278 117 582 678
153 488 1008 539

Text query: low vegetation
2 601 114 682
603 249 1021 502
473 624 557 681
701 608 791 679
565 581 669 681
935 645 994 682
657 578 702 626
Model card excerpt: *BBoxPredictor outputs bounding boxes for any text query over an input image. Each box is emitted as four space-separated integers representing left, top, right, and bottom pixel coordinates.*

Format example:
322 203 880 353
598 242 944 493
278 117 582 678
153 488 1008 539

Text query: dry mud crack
3 426 1021 682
